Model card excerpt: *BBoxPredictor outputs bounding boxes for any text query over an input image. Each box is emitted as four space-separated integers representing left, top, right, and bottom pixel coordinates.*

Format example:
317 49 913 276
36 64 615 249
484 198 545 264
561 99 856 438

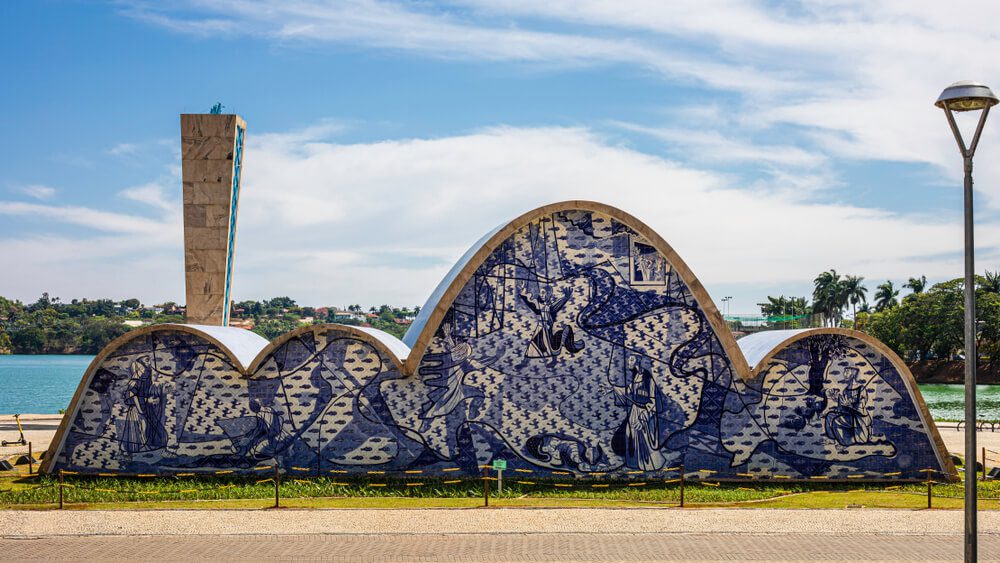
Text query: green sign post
492 459 506 493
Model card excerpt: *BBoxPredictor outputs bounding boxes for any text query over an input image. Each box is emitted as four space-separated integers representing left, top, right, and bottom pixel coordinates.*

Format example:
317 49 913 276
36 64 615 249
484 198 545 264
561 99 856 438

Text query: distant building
331 309 365 322
229 318 255 330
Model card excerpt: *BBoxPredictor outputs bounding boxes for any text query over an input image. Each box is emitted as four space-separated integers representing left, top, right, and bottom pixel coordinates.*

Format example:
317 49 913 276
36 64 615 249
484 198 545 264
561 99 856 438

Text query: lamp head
936 81 999 112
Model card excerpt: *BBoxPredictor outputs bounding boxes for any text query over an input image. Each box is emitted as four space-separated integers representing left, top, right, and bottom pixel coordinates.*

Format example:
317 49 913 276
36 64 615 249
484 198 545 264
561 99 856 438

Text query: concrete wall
181 114 246 326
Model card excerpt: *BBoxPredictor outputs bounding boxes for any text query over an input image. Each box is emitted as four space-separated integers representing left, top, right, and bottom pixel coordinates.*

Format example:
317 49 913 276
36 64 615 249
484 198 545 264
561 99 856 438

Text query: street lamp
936 80 998 563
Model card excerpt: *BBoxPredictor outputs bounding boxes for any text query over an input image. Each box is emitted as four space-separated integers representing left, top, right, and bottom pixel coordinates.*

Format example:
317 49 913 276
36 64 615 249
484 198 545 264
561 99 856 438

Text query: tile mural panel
49 207 951 480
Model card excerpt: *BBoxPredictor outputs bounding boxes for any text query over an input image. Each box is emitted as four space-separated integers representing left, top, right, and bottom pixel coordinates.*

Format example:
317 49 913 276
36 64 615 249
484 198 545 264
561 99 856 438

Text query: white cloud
121 0 800 96
0 234 183 303
17 185 56 200
0 201 174 236
611 122 829 175
123 0 1000 211
4 123 997 311
120 182 179 213
107 142 139 157
228 124 999 309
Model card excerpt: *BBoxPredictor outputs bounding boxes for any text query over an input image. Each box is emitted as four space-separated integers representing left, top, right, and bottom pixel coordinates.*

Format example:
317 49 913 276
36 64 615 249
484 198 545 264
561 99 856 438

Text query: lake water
0 355 93 414
3 355 1000 420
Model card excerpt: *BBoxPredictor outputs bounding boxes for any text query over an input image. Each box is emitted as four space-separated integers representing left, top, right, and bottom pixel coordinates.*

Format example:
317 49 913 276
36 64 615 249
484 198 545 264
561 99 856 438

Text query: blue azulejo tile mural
722 333 940 479
55 327 408 472
47 204 952 481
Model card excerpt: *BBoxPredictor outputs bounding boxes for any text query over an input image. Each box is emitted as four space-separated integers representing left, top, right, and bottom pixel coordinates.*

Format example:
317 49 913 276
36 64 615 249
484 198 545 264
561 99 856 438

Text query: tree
812 270 843 327
0 296 23 321
79 317 130 354
266 297 296 310
27 292 53 312
842 275 867 323
10 326 45 353
861 278 969 361
252 318 300 340
804 335 850 401
122 298 141 309
758 295 811 328
864 306 904 357
378 305 395 323
904 275 927 298
873 280 899 312
982 270 1000 294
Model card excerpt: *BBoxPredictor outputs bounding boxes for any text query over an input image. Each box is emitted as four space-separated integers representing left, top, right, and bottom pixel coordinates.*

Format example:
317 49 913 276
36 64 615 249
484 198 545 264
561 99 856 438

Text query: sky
3 1 1000 315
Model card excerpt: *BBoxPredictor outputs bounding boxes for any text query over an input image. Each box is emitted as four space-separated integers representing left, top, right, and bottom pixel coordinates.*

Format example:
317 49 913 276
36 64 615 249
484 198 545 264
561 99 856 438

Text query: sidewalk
2 508 999 561
3 507 999 536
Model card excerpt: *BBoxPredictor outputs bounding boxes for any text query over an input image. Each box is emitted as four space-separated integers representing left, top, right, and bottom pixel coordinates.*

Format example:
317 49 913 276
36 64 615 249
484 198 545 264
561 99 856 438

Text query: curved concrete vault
43 201 955 481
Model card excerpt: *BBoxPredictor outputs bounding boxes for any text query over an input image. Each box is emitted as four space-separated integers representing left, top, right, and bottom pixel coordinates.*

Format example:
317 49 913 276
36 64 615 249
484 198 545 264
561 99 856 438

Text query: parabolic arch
42 200 954 481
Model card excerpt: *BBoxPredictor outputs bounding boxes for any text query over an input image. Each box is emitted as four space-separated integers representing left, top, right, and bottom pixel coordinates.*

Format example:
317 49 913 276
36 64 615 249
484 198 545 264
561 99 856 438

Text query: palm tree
853 301 873 331
813 269 842 327
904 275 927 294
982 270 1000 293
842 275 867 323
874 280 899 311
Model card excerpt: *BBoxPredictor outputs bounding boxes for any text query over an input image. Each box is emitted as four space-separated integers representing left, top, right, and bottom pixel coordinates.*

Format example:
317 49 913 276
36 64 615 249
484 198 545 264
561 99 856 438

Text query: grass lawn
3 466 999 510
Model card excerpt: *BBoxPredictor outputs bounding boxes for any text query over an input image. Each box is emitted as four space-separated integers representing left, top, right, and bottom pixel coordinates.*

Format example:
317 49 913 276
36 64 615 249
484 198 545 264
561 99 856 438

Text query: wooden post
28 442 33 475
679 464 685 508
983 447 987 482
58 471 64 510
927 478 933 509
273 463 280 509
483 466 489 508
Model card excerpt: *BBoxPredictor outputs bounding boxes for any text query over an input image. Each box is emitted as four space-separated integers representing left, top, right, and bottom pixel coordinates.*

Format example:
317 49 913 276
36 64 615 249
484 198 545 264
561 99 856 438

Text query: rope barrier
1 463 968 512
16 465 939 482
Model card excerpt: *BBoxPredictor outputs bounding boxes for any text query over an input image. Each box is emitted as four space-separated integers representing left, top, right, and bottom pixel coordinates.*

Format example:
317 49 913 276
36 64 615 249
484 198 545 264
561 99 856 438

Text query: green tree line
762 270 1000 363
0 294 420 354
232 298 418 341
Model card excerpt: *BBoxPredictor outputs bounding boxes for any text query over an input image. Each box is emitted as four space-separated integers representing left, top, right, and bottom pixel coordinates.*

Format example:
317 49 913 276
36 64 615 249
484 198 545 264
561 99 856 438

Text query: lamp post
936 80 998 563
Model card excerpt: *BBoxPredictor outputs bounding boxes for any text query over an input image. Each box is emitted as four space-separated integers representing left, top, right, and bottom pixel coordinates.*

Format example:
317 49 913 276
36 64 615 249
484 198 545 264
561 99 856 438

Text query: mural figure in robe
419 319 503 423
237 399 291 458
519 284 584 360
612 354 666 470
631 242 664 284
117 357 167 454
824 367 873 446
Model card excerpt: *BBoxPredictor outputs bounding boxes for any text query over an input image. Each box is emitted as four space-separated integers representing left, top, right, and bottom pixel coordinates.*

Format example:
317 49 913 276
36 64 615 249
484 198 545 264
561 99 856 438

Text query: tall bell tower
180 113 246 326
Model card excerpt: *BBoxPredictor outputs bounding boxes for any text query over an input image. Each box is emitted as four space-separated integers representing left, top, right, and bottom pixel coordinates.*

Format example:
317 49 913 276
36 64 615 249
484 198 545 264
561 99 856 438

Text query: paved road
3 508 1000 561
2 531 999 561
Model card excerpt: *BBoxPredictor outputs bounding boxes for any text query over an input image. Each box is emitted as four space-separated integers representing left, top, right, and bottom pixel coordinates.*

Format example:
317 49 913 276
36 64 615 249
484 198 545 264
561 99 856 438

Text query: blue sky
3 1 1000 315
